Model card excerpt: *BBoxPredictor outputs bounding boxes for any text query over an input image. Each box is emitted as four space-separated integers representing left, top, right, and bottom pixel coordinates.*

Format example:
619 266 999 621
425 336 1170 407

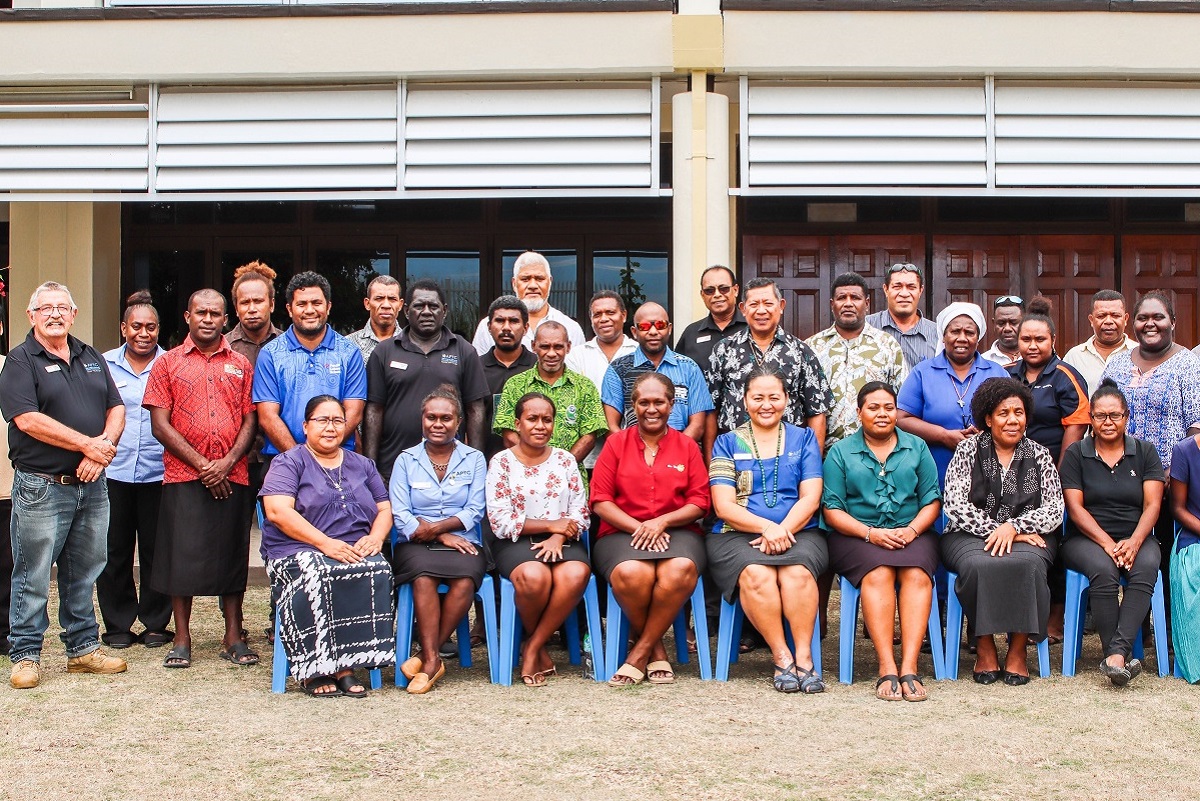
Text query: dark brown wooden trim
724 0 1199 12
0 0 670 22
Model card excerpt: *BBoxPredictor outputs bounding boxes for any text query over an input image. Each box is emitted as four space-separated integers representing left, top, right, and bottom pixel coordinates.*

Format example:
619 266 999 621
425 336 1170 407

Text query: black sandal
795 664 826 694
302 677 343 698
899 673 927 702
163 644 191 669
335 673 367 698
875 674 902 701
219 640 260 667
772 663 800 693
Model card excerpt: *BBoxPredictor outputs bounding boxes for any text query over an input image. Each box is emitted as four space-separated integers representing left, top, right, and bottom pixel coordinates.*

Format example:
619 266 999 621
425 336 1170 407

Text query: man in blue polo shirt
601 302 712 444
253 272 367 460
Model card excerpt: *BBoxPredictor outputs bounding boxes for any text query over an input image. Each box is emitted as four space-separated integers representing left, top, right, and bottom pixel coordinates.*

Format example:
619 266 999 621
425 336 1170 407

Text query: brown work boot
67 650 127 675
10 660 41 689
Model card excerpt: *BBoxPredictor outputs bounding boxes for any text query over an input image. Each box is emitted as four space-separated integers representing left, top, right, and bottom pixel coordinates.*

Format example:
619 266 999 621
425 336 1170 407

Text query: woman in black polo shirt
1060 380 1165 686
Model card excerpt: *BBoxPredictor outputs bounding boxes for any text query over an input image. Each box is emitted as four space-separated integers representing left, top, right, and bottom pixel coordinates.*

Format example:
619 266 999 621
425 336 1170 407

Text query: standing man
805 273 908 446
865 263 940 370
471 251 585 353
364 279 489 481
1 281 127 688
226 261 282 370
493 322 607 477
601 302 713 444
253 272 367 461
481 295 537 460
675 265 747 369
566 290 638 467
1062 290 1137 395
706 278 834 455
144 290 258 670
982 296 1025 367
349 274 402 362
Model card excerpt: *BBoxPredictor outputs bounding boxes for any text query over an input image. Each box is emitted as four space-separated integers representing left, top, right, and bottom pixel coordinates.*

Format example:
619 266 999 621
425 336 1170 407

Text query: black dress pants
97 479 172 639
1061 534 1161 660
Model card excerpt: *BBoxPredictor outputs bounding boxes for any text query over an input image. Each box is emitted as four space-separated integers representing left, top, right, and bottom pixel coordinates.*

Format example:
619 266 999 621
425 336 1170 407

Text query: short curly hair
970 377 1033 430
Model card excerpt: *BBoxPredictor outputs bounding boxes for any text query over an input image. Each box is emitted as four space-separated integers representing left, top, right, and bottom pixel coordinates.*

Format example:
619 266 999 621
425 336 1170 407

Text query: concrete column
671 88 730 329
9 201 122 351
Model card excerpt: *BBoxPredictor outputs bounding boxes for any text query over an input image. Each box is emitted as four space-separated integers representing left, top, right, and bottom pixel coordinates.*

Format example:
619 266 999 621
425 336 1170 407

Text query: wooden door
841 235 926 328
1023 235 1116 349
1121 236 1200 348
742 235 832 340
931 237 1022 341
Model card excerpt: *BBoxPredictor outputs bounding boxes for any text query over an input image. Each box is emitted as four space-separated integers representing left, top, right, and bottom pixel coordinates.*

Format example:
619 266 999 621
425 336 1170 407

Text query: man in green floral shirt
805 272 908 447
493 322 607 484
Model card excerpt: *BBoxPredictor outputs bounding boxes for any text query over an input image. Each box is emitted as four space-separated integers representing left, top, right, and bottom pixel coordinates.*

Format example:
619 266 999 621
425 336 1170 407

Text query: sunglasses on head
994 295 1024 308
701 284 734 296
636 320 669 332
886 263 922 281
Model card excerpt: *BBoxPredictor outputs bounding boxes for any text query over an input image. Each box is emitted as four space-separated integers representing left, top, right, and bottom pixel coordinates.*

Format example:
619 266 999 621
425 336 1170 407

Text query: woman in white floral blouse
487 392 592 687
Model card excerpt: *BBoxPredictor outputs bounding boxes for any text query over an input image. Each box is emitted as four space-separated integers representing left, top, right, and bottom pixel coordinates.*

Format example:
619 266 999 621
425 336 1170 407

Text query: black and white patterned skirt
267 550 396 682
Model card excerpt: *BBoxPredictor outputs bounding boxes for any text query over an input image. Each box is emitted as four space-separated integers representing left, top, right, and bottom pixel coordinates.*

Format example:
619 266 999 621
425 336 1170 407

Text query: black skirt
591 529 708 583
392 540 486 590
152 480 252 596
827 530 940 588
705 529 829 604
492 534 590 579
941 529 1057 641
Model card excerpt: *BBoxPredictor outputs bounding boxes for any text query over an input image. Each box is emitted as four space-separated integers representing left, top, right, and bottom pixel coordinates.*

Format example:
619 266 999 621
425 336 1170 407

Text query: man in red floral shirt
143 289 257 670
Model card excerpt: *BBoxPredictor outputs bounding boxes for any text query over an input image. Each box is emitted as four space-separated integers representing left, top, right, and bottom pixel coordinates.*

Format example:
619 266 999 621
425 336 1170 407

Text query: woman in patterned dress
486 392 592 687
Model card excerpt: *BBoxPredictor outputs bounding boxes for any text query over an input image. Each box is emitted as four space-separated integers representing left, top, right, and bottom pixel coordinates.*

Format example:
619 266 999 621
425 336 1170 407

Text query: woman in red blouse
591 373 711 687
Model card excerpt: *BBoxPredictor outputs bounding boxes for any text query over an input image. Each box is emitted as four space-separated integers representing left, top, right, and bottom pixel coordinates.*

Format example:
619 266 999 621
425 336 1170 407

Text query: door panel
1023 235 1116 348
842 235 925 322
1122 236 1200 347
742 236 831 339
931 236 1022 333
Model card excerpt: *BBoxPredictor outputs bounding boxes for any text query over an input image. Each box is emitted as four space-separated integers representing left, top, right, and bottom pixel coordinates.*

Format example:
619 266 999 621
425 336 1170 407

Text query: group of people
3 252 1200 701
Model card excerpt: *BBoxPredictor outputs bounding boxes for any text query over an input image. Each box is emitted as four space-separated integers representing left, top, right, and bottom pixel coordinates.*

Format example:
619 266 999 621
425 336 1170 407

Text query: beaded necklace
747 424 783 508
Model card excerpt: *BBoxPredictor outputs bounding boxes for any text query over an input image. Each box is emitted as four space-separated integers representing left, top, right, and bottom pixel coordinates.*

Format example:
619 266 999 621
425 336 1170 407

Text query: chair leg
809 611 821 676
1036 637 1051 678
564 609 582 666
944 572 963 681
838 577 860 685
582 575 606 682
455 611 473 669
477 576 500 685
673 605 691 666
498 578 517 686
690 578 712 681
1151 571 1170 678
715 598 741 682
1062 570 1088 678
394 584 415 688
271 604 288 694
367 668 382 690
926 595 946 682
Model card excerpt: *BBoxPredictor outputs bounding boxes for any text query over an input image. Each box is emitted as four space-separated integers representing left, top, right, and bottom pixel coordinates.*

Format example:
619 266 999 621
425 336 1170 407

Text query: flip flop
607 663 645 687
163 644 191 669
302 677 342 698
899 673 927 702
399 656 423 681
876 674 902 701
219 640 260 667
140 631 174 648
335 673 367 698
646 660 675 685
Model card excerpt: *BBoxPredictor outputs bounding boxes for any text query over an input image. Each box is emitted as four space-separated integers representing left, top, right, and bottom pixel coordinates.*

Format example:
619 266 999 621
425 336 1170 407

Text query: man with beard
471 251 584 354
253 272 366 464
1063 290 1137 395
982 296 1025 367
364 279 488 482
566 290 637 468
675 265 747 370
349 275 402 362
601 302 712 444
481 295 536 460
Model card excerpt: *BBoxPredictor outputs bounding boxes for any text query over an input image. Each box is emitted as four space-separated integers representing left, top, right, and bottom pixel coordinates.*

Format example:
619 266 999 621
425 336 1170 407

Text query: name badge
45 364 61 373
695 335 712 343
733 452 753 460
390 361 408 370
116 381 128 388
223 363 244 378
326 363 341 375
411 481 432 490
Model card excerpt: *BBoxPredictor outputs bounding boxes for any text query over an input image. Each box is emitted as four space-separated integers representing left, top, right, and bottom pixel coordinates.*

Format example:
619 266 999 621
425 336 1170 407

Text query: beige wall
9 202 122 351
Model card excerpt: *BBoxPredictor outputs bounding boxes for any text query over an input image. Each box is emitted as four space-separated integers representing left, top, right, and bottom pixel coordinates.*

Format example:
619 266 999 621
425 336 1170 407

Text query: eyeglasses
701 284 734 297
307 416 347 428
34 305 74 318
994 296 1024 308
886 263 922 281
1090 412 1127 423
636 320 669 332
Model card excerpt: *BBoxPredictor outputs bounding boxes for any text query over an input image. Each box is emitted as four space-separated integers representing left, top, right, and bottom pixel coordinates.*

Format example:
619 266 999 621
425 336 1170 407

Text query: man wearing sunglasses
982 296 1025 368
865 263 939 370
601 302 713 444
676 265 747 372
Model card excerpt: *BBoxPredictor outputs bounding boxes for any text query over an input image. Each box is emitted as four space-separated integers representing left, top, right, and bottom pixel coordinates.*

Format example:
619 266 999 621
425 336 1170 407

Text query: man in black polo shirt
0 281 129 689
480 295 535 460
675 265 747 371
363 279 488 481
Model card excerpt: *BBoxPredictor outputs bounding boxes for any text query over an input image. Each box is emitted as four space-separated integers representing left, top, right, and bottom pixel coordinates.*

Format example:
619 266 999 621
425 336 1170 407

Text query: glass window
406 251 481 339
127 249 207 350
502 248 578 321
219 250 295 331
314 249 391 335
215 202 297 226
592 249 669 318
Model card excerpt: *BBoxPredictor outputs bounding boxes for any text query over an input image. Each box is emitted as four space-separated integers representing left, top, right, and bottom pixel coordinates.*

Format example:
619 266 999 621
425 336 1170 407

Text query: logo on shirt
667 463 685 472
223 363 244 378
564 404 578 425
674 386 689 403
1131 469 1137 477
441 353 460 366
83 362 102 374
326 362 342 375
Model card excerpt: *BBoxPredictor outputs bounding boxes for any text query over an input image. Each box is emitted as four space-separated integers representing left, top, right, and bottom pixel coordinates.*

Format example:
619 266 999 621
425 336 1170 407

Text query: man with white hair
471 251 585 354
0 282 128 688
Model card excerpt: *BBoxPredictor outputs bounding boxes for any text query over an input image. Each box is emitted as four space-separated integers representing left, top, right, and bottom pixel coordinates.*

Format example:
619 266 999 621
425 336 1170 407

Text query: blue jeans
9 471 109 663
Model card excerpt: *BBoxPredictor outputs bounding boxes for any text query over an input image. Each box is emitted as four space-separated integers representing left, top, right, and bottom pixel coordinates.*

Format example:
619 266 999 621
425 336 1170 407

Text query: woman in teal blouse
823 382 942 701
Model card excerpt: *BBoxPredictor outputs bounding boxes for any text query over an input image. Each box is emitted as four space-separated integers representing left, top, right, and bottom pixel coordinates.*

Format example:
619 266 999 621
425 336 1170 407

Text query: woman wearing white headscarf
896 302 1011 484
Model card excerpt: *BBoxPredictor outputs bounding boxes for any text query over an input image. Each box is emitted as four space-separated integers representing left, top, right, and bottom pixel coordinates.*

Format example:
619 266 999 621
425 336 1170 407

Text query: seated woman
1170 427 1200 684
941 378 1064 686
260 395 395 698
823 382 942 702
591 373 710 687
708 366 827 694
390 387 487 695
1060 380 1164 686
487 392 592 687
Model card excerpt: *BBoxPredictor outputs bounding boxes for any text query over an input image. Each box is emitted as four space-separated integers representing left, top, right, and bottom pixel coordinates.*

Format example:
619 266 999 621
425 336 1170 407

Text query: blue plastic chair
943 570 1051 680
394 575 499 687
604 575 712 681
837 575 946 684
713 596 822 682
498 573 606 685
1062 568 1169 677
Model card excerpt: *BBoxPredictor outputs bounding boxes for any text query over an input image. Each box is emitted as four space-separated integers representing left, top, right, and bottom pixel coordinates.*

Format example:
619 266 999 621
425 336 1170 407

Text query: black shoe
973 670 1001 685
0 636 9 657
1002 671 1031 686
1100 658 1131 687
1126 658 1144 682
438 640 457 660
102 632 135 649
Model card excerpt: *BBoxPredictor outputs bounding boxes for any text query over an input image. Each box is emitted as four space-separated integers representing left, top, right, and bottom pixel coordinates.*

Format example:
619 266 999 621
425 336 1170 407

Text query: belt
31 472 81 485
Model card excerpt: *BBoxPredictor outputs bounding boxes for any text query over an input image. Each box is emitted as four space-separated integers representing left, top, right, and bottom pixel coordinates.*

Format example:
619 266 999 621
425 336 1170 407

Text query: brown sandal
521 671 548 688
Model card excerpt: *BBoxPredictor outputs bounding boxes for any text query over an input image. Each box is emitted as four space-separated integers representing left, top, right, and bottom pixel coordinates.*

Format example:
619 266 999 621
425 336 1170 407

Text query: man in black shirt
480 296 536 460
0 281 129 689
675 265 747 371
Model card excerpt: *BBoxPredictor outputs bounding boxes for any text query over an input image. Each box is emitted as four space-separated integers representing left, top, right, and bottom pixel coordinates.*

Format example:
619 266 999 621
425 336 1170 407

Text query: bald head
632 302 671 357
